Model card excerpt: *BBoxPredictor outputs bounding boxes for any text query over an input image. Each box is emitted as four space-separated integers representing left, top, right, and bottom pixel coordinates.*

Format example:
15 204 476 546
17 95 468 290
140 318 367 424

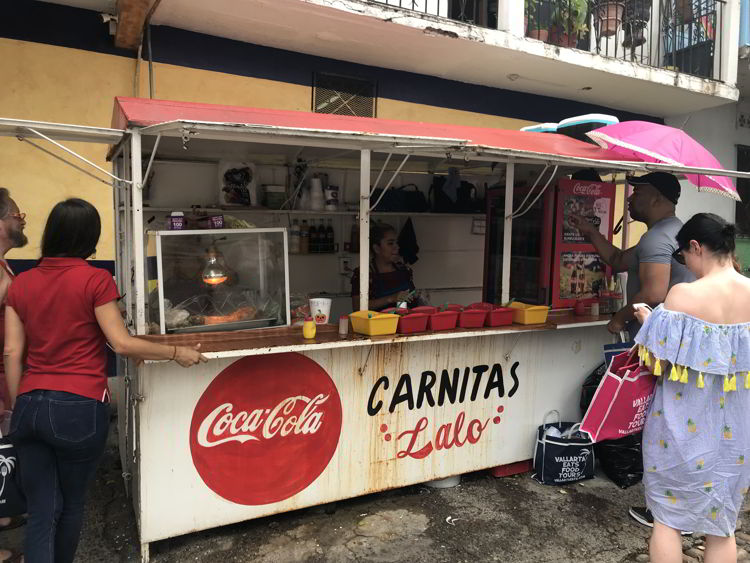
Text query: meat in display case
146 228 290 334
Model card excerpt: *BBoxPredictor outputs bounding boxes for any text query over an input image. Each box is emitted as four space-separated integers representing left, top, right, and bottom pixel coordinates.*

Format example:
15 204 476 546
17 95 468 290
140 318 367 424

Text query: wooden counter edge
135 315 611 361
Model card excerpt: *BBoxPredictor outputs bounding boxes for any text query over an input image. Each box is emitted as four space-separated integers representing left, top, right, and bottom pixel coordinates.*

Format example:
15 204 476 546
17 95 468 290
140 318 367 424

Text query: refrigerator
483 178 616 309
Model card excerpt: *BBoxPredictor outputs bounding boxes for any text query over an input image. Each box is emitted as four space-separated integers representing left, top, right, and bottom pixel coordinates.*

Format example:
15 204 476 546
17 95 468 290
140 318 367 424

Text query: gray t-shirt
625 216 695 337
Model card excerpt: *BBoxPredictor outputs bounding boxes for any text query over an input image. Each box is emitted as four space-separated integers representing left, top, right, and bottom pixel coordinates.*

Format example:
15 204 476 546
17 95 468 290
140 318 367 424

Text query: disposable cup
309 298 332 325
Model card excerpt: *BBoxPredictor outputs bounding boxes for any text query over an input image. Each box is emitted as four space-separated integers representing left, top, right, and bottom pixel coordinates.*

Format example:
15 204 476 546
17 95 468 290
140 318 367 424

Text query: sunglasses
6 213 25 221
672 248 686 265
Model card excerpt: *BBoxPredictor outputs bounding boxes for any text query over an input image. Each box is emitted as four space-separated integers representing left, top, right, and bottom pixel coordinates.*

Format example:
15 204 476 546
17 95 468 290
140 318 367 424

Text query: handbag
580 346 656 443
0 433 25 518
532 410 595 486
370 184 429 212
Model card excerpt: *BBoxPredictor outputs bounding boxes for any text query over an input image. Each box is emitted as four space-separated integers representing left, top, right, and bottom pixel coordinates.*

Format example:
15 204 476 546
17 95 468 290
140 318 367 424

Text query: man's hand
607 315 626 335
568 214 597 239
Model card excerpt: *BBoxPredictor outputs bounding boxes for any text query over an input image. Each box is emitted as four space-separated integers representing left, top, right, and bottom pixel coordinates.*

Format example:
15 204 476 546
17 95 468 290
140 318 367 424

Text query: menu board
551 179 616 308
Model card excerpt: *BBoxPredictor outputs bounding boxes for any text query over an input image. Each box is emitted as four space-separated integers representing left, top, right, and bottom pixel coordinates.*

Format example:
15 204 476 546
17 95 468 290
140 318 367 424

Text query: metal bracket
18 126 132 186
131 394 146 403
180 128 197 150
140 133 162 191
369 153 411 211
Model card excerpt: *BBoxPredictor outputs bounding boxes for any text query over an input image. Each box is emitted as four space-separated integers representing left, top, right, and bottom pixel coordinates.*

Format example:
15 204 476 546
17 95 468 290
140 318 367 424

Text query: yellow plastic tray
350 311 400 336
509 302 550 325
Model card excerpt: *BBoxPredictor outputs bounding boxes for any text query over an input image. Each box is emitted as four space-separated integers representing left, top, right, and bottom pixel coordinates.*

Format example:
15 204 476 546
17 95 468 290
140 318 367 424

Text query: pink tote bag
580 347 656 442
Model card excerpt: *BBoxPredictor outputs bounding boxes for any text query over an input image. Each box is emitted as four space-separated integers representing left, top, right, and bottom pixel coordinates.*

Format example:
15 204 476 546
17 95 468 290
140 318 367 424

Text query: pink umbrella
587 121 739 201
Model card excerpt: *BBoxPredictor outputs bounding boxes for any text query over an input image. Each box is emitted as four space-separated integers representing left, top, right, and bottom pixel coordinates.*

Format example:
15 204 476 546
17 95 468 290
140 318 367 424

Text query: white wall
664 103 747 223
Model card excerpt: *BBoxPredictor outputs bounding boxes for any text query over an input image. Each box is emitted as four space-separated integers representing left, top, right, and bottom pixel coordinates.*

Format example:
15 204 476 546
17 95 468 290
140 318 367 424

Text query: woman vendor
351 221 418 311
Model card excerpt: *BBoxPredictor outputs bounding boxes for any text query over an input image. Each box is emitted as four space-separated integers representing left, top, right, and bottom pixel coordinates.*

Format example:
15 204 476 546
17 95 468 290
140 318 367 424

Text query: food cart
2 97 748 562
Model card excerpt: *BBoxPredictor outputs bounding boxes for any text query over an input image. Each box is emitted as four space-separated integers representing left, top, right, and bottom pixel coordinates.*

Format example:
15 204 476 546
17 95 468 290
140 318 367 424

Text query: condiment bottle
300 220 310 254
303 316 316 339
338 315 349 337
289 219 300 254
309 221 318 254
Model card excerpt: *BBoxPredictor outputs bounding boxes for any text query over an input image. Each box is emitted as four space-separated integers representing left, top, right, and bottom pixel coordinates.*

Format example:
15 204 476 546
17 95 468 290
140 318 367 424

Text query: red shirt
7 258 120 402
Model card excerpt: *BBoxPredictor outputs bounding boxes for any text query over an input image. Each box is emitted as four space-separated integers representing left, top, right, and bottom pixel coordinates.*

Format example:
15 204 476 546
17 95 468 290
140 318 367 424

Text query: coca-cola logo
189 353 342 505
572 183 602 196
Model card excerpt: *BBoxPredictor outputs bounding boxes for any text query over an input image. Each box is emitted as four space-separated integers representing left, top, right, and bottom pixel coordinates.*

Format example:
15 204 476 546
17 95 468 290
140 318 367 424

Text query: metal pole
501 162 514 305
622 177 631 250
130 131 147 334
359 149 371 311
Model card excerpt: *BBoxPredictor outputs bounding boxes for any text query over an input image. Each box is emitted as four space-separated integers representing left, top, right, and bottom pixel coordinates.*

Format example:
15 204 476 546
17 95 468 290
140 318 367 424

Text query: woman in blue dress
635 213 750 563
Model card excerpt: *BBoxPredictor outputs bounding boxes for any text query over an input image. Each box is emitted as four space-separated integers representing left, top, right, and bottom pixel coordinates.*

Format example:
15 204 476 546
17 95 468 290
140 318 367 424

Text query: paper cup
309 298 332 325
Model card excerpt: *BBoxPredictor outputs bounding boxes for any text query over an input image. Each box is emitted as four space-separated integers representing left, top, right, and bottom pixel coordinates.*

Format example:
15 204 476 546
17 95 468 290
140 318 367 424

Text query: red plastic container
411 306 438 315
467 302 494 311
382 307 409 315
459 309 488 328
397 313 429 334
444 304 463 312
428 310 459 331
485 307 514 327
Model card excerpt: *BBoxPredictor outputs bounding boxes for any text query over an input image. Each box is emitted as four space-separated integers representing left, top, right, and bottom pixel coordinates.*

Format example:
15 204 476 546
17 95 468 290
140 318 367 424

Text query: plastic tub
486 307 514 327
444 304 463 312
509 302 550 325
458 309 488 328
350 311 399 336
397 313 429 335
428 310 459 332
467 302 494 311
382 307 409 315
411 306 438 315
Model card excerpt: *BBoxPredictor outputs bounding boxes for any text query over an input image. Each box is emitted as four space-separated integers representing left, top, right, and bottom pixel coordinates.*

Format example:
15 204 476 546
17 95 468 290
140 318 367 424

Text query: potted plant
592 0 624 38
525 0 550 42
550 0 589 48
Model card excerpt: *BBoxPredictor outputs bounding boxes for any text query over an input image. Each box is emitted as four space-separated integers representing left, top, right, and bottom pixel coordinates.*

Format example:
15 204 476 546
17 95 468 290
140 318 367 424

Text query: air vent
313 73 377 118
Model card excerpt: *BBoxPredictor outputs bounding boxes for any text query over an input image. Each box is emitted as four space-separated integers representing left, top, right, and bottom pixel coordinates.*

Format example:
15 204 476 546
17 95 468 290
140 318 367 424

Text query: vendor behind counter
351 222 418 311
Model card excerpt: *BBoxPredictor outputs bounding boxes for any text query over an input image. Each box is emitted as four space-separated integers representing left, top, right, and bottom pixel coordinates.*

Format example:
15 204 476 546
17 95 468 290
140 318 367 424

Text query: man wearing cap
570 171 695 533
571 171 695 338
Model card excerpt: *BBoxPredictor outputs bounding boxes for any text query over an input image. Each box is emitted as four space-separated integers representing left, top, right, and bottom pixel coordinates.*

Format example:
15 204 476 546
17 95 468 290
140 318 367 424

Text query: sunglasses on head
672 247 686 265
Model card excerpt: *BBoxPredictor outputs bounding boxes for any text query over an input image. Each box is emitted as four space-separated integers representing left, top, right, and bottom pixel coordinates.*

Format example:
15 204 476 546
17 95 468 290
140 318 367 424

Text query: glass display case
146 228 290 334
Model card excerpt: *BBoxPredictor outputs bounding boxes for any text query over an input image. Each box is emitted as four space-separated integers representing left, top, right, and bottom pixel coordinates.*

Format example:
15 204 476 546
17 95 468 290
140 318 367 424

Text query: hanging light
202 245 228 286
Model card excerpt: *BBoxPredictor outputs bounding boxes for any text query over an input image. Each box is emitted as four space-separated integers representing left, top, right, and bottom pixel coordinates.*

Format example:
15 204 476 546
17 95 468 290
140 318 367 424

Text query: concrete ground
2 415 749 562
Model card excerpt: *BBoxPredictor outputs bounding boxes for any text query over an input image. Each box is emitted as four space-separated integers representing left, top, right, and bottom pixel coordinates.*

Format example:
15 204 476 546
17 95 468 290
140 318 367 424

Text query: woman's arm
94 301 207 367
4 306 25 407
352 291 410 311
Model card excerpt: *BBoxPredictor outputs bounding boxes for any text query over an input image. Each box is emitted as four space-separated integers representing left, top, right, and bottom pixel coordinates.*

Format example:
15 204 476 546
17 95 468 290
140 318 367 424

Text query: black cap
629 172 681 205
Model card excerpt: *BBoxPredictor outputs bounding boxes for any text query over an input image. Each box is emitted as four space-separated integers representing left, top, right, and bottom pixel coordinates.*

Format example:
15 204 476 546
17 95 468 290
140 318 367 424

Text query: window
313 73 377 118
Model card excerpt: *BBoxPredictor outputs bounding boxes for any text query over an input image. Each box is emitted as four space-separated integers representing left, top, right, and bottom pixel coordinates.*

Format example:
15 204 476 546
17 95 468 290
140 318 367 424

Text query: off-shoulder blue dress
635 305 750 536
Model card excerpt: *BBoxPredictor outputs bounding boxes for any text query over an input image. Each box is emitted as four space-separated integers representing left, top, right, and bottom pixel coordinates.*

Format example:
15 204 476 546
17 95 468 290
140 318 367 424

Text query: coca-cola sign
189 353 342 505
572 183 602 196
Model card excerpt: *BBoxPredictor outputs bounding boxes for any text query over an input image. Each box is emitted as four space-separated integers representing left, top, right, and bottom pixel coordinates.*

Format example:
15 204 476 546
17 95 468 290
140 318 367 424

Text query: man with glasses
0 188 27 562
570 172 695 533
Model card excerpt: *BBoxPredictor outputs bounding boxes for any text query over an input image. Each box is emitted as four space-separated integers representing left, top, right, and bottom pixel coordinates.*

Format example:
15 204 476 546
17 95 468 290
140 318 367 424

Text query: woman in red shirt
4 199 206 563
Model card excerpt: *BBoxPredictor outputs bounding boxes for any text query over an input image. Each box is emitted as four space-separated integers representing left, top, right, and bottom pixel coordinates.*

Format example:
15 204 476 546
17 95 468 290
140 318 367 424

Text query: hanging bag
532 411 595 486
0 428 25 518
580 346 656 442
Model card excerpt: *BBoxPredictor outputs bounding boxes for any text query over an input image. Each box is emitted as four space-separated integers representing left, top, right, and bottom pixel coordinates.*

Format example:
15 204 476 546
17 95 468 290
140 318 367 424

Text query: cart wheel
323 502 338 515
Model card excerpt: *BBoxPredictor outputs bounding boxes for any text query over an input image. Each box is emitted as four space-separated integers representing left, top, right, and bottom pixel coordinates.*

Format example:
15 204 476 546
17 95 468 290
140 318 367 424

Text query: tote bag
532 411 595 486
0 434 25 518
580 347 655 442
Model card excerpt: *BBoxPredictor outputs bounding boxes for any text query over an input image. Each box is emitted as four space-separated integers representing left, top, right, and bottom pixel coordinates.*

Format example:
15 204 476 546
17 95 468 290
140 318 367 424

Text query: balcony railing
367 0 727 82
526 0 725 81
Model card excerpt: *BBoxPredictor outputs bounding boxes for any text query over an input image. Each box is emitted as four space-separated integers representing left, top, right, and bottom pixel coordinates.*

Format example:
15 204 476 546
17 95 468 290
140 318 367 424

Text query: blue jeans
10 390 109 563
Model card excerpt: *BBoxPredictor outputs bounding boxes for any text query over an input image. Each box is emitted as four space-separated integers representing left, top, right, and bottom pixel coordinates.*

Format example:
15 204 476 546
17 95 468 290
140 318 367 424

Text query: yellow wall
0 37 634 263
